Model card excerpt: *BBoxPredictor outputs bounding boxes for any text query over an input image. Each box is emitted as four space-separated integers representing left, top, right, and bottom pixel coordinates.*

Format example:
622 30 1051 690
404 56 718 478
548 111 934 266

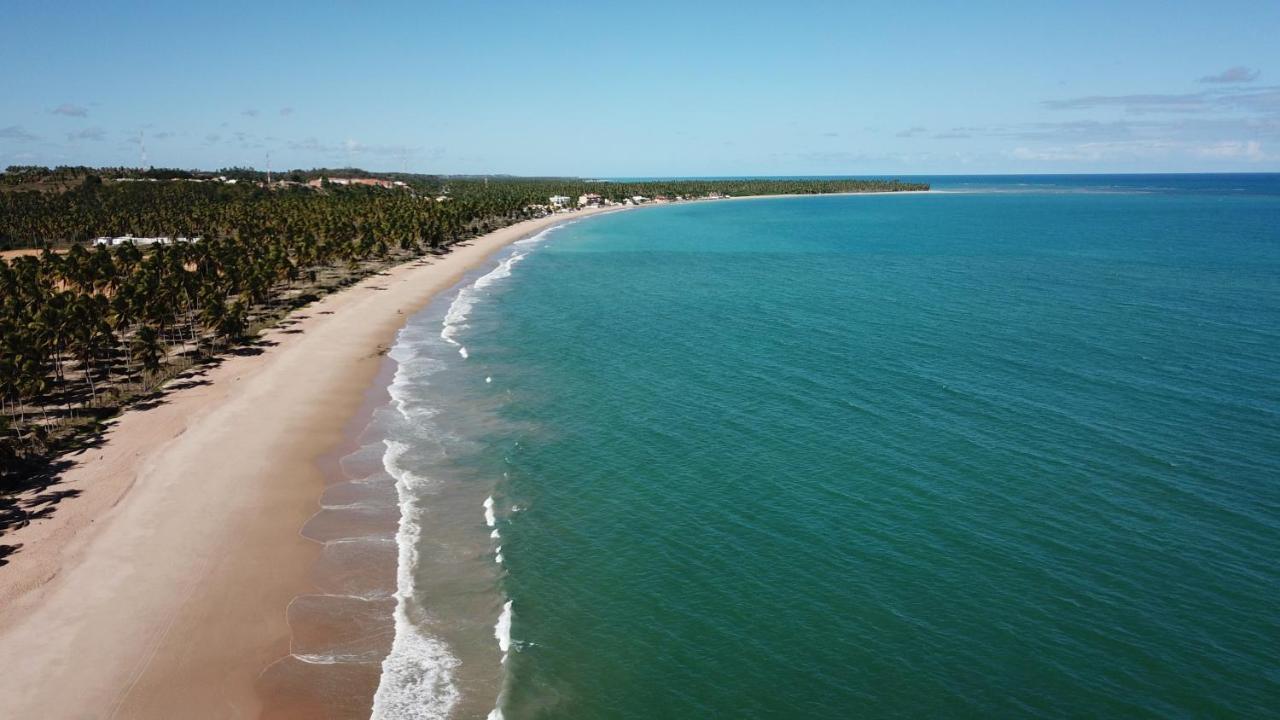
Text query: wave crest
370 440 460 719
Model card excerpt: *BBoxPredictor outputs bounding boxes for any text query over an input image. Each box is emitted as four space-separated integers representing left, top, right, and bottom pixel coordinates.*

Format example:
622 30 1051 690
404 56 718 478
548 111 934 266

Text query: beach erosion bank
0 205 621 719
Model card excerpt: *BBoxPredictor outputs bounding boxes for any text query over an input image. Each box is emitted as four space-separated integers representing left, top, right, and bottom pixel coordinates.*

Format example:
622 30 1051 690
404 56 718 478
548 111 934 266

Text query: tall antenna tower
139 129 147 167
266 151 272 185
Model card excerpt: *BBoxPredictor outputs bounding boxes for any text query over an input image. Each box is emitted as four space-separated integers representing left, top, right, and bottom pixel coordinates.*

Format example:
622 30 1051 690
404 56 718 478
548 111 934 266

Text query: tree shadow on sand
0 335 283 559
0 443 91 553
0 543 21 567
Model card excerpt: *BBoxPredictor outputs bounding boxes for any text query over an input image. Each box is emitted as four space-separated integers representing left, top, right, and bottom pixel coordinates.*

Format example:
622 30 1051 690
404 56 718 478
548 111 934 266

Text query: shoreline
0 204 623 718
0 190 922 718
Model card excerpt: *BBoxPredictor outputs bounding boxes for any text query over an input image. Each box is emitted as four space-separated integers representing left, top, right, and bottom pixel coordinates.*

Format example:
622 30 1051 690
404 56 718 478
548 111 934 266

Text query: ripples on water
280 183 1280 719
472 188 1280 718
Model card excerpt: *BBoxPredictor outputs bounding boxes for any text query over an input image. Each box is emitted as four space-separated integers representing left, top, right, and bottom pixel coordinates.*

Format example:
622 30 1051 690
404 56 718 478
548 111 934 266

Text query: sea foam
370 438 461 719
376 226 570 719
483 495 497 527
386 339 445 420
491 598 514 720
495 600 514 657
440 223 568 356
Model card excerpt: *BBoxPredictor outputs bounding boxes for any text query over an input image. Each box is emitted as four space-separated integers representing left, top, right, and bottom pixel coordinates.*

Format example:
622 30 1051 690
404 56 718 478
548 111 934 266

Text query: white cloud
1193 140 1265 160
66 127 105 142
1010 139 1269 164
52 103 89 117
0 125 40 142
1200 66 1260 84
1010 140 1177 162
1042 85 1279 114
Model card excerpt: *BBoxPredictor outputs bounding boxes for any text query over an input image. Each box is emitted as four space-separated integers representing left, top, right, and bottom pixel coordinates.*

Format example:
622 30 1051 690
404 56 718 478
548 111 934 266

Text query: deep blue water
381 175 1280 718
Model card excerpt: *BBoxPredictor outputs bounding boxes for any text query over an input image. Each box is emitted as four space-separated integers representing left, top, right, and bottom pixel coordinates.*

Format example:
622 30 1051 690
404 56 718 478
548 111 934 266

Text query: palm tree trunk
83 353 97 405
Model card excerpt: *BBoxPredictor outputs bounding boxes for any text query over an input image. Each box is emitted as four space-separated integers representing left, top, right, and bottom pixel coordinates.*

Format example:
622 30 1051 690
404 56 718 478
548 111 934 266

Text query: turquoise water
380 180 1280 718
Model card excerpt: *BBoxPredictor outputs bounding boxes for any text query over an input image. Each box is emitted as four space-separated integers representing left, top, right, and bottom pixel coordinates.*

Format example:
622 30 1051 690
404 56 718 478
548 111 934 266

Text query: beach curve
0 205 621 719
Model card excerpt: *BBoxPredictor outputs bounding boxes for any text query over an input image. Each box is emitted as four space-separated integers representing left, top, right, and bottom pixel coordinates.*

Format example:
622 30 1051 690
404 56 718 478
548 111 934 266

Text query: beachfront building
91 235 199 247
577 193 603 207
351 178 395 188
307 177 397 189
549 195 571 208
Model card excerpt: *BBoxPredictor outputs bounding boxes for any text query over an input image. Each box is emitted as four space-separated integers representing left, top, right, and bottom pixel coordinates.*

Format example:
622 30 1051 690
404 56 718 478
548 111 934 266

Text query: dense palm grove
0 167 927 471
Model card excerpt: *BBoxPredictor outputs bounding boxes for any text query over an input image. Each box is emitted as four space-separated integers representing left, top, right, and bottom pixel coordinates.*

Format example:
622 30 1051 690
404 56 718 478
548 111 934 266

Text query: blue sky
1 1 1277 175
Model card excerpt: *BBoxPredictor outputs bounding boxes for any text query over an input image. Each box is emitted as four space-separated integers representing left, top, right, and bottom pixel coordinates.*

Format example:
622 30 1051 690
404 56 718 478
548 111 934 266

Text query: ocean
357 175 1280 718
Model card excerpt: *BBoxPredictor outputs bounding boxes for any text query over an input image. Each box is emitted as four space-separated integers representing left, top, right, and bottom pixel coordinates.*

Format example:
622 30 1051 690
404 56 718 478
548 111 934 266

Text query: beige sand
0 247 56 261
0 206 620 719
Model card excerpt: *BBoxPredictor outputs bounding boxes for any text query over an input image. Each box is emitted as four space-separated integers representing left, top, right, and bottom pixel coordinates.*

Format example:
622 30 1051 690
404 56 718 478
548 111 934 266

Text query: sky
1 1 1278 176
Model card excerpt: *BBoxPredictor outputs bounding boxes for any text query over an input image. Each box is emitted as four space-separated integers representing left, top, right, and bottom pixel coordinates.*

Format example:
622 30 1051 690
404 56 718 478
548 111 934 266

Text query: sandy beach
0 205 620 719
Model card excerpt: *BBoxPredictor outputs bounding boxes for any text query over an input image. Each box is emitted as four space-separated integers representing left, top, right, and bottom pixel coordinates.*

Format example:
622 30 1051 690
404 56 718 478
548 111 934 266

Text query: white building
91 235 198 247
549 195 571 207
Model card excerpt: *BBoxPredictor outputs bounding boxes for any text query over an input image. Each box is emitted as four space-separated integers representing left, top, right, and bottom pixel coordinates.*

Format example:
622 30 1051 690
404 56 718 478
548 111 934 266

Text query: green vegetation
0 166 927 476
